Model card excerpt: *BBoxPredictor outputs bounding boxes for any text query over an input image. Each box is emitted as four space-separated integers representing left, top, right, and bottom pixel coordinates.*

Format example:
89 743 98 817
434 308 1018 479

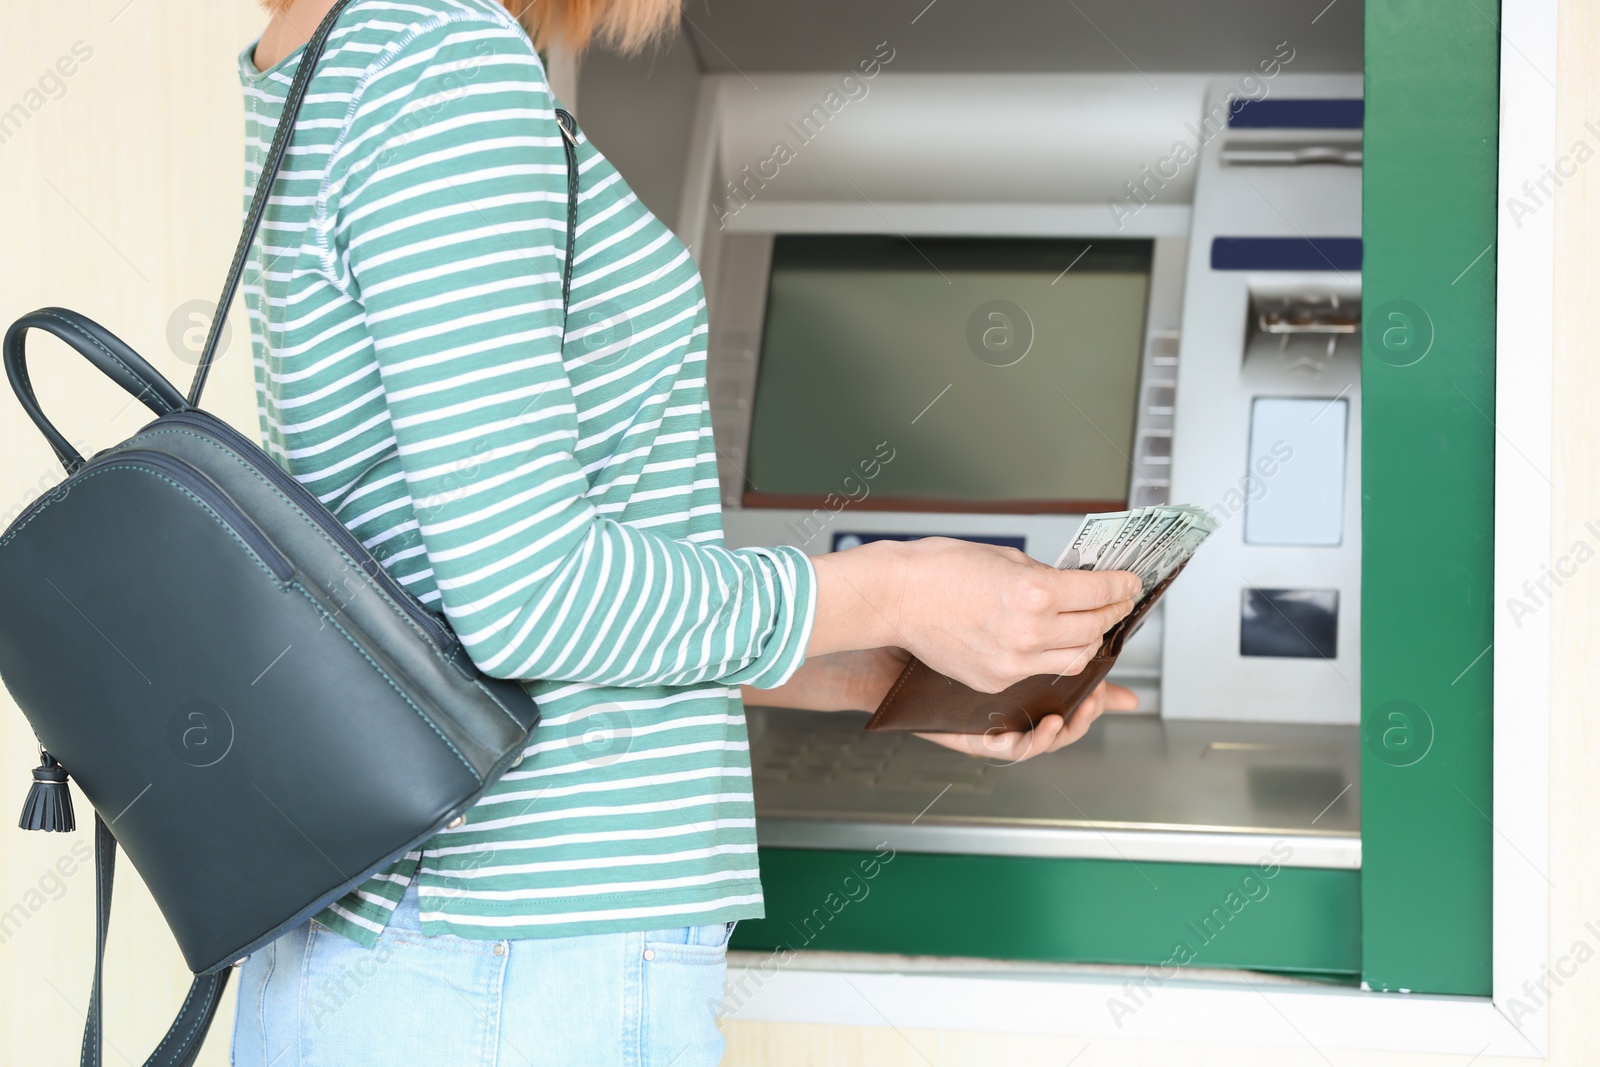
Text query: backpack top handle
3 309 189 473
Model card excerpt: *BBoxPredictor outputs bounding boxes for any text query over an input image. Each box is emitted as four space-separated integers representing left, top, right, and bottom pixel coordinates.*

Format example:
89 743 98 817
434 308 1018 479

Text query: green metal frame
1359 0 1499 995
733 849 1361 978
738 1 1502 992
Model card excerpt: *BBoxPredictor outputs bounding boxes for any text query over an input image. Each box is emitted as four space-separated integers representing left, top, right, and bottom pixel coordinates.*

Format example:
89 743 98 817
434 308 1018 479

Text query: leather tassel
18 749 74 832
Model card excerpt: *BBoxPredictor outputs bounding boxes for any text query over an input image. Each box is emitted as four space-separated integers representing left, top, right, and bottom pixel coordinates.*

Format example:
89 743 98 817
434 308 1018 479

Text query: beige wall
1 2 268 1064
0 2 1593 1064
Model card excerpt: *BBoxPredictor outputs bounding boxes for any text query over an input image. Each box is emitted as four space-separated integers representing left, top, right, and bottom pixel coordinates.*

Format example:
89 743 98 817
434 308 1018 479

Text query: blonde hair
259 0 681 54
501 0 680 54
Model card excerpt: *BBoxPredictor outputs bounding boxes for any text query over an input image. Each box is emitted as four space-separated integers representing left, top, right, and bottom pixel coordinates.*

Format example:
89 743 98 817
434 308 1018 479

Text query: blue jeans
230 883 732 1067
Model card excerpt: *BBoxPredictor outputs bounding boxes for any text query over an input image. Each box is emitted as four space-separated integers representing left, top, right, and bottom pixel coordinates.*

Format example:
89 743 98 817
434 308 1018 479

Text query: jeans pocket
644 923 731 963
640 929 729 1067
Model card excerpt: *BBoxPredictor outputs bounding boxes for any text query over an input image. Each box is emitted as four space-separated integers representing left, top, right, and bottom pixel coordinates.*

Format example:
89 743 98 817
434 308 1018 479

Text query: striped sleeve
319 16 814 689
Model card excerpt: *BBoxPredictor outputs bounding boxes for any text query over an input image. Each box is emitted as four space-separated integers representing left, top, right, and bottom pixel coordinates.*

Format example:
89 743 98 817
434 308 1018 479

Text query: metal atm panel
1162 76 1365 724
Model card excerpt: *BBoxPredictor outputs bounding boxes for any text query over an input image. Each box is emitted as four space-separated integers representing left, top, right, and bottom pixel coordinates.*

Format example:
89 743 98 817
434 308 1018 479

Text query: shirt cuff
723 545 817 690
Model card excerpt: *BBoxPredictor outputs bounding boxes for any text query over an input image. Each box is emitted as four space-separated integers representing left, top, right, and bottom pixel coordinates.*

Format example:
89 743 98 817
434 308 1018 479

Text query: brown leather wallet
864 562 1187 734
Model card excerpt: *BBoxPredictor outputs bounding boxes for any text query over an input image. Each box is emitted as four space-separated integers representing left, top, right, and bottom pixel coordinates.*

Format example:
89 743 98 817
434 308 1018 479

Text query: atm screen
745 235 1153 512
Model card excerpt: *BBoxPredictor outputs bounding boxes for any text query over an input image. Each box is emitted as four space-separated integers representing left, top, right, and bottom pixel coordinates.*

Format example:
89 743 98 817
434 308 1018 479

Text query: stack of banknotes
1054 505 1218 603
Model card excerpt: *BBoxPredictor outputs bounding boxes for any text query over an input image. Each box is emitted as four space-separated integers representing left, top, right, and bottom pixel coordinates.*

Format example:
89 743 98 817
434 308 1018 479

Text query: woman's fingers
819 539 1149 695
916 720 1050 762
915 682 1142 762
1099 682 1141 712
919 715 1070 764
979 720 1049 762
1057 698 1105 748
1047 569 1143 612
1033 639 1104 678
1021 713 1065 755
1050 683 1139 751
1032 599 1135 654
918 730 984 757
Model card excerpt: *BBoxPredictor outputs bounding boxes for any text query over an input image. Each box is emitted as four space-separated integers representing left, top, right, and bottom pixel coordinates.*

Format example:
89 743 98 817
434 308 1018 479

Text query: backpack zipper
86 450 294 583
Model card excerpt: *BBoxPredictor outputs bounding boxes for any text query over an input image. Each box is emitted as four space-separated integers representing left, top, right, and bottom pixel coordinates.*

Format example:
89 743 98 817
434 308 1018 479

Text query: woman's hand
808 537 1141 694
743 646 1136 761
916 681 1140 763
741 646 911 713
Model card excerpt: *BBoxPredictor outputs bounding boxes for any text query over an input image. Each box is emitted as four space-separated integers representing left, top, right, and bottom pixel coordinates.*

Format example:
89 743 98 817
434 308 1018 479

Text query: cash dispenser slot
1247 291 1363 372
1220 136 1363 167
1256 294 1361 334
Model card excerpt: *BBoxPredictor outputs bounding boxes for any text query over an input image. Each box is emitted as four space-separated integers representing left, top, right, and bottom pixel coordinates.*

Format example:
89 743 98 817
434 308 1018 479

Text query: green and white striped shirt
237 0 814 944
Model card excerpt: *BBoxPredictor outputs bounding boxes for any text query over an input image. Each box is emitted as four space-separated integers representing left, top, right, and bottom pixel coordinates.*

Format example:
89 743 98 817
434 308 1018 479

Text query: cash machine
580 43 1368 974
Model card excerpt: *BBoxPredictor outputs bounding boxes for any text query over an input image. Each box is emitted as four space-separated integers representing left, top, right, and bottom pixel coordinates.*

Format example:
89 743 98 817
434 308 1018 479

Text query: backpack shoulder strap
186 0 356 406
80 816 231 1067
187 0 582 406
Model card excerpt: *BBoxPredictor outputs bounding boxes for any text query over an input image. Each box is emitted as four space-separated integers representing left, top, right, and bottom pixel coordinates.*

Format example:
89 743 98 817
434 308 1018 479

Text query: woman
233 0 1140 1063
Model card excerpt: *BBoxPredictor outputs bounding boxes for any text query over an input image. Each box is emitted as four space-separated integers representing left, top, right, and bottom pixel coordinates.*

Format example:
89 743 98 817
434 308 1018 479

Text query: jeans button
493 943 505 956
643 948 655 961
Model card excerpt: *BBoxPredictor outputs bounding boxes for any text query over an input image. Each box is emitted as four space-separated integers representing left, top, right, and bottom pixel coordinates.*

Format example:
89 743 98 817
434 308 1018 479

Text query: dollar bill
1125 515 1187 578
1121 511 1181 573
1054 511 1129 571
1135 520 1206 591
1056 503 1217 603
